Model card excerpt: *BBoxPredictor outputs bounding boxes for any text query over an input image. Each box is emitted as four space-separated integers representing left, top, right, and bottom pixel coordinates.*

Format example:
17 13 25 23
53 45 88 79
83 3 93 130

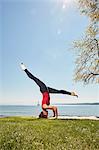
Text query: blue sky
1 0 99 105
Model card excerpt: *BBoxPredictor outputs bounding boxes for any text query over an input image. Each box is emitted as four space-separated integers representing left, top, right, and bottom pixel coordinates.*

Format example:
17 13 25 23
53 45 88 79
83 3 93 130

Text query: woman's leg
48 87 78 97
48 87 71 95
24 69 45 86
24 69 48 93
20 63 48 93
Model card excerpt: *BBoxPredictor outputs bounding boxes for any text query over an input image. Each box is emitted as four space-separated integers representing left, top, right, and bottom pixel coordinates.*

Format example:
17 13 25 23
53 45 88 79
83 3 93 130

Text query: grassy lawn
0 117 99 150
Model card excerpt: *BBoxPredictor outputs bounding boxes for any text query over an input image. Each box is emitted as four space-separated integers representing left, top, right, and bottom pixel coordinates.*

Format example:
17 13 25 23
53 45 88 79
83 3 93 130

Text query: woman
20 63 78 118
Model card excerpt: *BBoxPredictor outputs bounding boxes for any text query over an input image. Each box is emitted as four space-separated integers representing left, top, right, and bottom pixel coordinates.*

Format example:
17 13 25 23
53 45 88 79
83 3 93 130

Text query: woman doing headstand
20 63 78 118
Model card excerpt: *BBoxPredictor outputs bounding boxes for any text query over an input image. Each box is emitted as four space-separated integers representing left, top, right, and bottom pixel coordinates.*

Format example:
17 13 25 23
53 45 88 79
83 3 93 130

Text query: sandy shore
56 116 99 120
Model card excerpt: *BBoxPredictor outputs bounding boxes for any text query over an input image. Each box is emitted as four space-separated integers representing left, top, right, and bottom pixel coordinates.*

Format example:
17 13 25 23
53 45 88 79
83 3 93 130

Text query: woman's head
39 110 48 118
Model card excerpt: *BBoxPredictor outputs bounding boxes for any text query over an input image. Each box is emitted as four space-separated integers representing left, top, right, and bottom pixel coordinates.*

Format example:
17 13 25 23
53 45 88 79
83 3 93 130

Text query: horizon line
0 102 99 106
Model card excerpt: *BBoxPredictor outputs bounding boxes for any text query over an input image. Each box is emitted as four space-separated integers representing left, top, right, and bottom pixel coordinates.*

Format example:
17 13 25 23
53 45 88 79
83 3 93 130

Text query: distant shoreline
0 103 99 106
54 103 99 105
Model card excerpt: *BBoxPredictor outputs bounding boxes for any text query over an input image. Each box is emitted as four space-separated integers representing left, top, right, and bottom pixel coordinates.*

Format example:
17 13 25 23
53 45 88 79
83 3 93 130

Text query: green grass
0 117 99 150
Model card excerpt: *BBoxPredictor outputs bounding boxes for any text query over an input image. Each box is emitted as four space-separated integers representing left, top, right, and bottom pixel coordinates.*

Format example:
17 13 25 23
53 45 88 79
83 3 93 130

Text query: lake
0 104 99 117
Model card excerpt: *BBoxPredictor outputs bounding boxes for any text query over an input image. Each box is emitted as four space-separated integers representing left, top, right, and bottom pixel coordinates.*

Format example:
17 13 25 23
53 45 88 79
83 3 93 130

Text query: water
0 105 99 117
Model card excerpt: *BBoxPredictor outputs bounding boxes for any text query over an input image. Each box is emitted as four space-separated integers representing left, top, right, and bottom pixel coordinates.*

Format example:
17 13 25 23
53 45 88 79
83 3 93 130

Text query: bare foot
71 92 78 98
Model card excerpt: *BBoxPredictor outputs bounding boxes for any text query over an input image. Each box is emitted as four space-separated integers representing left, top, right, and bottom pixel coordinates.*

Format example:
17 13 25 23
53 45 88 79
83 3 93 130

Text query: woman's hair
39 111 48 118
